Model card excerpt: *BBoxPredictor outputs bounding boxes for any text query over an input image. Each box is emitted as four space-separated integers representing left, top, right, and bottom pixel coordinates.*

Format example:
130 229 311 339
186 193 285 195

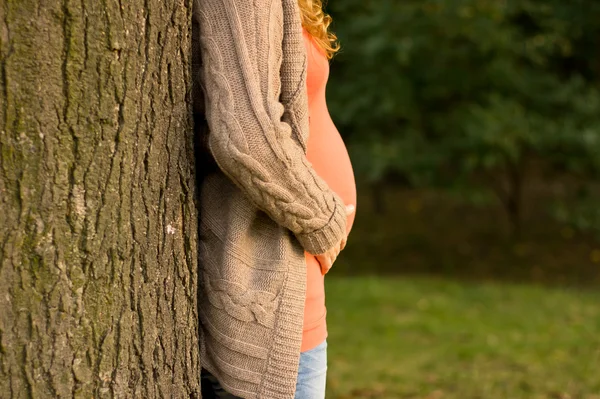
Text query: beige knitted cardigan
192 0 347 397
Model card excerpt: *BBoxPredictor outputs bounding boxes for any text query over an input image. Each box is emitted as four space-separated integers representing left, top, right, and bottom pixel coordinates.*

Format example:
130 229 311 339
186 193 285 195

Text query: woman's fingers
316 240 341 275
316 235 347 275
316 253 332 275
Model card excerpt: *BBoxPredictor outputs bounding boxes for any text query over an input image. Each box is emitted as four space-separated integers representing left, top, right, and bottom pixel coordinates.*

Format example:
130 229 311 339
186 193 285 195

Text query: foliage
326 0 600 231
337 186 600 286
552 191 600 239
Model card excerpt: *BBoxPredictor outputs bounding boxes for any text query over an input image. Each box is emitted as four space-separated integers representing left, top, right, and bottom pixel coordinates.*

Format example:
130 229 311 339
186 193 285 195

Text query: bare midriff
301 29 357 352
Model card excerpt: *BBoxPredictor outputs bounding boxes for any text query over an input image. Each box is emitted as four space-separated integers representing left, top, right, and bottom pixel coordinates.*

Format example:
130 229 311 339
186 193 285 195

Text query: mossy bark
0 0 200 397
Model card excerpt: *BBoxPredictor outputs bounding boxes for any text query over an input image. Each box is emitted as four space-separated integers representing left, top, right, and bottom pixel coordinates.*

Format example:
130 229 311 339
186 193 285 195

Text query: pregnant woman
193 0 356 398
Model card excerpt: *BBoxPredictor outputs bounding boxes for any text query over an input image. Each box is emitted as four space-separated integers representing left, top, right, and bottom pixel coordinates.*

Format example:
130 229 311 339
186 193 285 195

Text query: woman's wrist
295 192 347 255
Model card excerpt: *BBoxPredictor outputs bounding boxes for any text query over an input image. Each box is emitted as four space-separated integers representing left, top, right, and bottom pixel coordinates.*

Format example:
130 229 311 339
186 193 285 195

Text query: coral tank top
301 29 357 352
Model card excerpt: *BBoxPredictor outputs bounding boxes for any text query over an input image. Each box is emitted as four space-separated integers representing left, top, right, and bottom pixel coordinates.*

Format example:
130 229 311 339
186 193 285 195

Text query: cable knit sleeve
194 0 347 255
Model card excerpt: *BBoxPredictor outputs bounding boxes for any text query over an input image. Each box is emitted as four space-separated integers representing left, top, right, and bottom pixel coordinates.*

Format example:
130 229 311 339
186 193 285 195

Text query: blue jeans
201 340 328 399
294 340 328 399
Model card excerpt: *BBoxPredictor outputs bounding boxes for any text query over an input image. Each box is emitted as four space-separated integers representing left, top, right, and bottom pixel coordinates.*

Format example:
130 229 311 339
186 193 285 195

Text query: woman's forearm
194 0 347 255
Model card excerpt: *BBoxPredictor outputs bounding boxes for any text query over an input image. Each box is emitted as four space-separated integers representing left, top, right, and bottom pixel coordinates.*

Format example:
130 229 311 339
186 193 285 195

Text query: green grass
325 276 600 399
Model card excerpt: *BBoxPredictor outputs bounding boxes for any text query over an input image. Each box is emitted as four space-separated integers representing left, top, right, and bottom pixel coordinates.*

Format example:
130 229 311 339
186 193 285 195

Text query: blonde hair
297 0 340 59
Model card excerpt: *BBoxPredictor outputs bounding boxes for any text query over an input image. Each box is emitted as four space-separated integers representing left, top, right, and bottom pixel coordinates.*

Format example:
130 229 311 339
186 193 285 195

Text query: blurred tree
327 0 600 234
0 0 200 397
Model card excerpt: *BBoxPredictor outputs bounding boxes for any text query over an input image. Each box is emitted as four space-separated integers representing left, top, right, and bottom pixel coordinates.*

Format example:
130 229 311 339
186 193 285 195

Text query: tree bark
0 0 199 397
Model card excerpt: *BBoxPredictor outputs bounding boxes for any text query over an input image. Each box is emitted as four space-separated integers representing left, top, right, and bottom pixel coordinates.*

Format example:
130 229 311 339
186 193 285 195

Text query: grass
324 276 600 399
321 183 600 397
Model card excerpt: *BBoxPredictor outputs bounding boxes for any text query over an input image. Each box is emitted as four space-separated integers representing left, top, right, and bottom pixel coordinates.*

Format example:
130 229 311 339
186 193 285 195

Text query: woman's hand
316 205 355 275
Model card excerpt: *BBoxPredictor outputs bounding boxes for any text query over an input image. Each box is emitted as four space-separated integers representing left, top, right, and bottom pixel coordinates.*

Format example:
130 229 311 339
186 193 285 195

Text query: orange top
301 29 357 352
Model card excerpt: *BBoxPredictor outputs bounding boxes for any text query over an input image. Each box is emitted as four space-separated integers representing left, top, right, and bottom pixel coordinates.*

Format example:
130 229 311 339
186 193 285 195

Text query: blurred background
321 0 600 397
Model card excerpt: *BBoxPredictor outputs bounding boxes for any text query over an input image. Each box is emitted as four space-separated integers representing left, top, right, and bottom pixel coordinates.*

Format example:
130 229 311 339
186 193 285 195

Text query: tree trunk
0 0 200 397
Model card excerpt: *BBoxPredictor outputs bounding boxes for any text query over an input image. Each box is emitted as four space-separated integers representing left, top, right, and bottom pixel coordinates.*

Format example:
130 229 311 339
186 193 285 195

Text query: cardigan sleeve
194 0 347 255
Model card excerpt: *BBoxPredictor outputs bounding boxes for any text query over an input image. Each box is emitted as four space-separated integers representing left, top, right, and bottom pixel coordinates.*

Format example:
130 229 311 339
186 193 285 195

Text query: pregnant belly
301 105 356 351
306 112 357 233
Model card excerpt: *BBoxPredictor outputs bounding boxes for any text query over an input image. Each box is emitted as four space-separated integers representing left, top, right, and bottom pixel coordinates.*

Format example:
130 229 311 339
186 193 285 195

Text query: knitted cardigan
192 0 347 397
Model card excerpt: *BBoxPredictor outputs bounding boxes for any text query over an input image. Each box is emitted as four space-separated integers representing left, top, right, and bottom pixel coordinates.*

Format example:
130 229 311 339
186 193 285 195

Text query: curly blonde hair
297 0 340 59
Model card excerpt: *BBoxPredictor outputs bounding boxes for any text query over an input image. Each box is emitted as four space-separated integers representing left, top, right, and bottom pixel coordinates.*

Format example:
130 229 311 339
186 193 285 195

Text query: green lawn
325 276 600 399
